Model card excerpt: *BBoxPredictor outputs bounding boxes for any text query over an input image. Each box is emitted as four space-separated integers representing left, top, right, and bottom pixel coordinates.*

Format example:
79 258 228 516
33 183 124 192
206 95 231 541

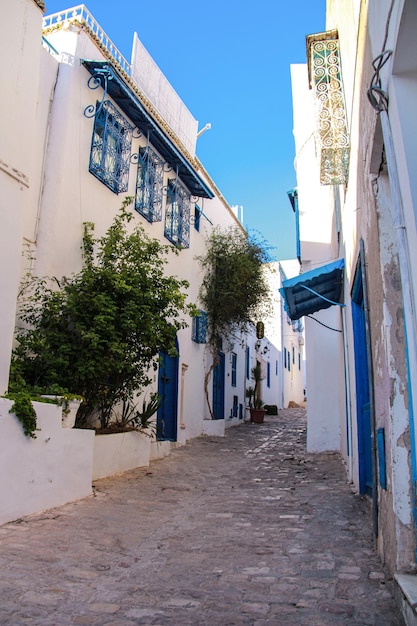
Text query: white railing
42 4 131 75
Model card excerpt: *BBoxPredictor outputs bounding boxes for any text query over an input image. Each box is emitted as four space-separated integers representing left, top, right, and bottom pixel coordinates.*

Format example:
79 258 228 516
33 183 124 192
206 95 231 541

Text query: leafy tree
197 226 271 418
11 198 196 428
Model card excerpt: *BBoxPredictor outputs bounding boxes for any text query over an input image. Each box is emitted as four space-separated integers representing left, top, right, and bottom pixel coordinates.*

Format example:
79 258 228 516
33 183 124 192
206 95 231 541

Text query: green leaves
11 200 194 429
198 226 271 348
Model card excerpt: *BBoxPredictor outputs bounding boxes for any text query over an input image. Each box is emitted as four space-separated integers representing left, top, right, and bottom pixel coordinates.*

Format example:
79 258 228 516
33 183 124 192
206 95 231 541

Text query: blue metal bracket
83 65 114 119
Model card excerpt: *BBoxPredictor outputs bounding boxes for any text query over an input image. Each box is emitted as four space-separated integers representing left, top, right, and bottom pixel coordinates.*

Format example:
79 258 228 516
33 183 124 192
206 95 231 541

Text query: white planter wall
0 398 94 526
93 431 152 480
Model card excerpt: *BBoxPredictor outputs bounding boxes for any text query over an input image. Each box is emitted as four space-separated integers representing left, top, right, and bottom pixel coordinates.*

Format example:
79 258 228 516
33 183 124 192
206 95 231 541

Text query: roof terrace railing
42 4 131 76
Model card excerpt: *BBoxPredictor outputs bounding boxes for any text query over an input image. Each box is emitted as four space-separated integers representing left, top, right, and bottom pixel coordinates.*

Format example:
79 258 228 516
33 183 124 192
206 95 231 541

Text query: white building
284 0 417 619
0 1 280 524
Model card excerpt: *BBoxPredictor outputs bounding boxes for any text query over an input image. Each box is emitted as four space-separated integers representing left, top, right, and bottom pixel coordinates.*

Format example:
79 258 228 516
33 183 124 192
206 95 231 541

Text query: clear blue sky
44 0 326 260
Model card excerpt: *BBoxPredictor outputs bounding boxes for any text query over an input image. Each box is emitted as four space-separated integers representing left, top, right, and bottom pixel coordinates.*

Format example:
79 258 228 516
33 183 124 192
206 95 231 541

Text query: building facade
284 0 417 615
0 1 282 523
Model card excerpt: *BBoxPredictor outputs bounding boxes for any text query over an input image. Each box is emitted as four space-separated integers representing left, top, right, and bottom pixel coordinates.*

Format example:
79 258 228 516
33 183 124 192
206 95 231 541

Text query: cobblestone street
0 408 404 625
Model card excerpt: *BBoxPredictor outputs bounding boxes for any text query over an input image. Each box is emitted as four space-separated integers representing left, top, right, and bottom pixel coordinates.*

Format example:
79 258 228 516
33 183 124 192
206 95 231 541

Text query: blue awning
81 60 214 199
280 259 345 320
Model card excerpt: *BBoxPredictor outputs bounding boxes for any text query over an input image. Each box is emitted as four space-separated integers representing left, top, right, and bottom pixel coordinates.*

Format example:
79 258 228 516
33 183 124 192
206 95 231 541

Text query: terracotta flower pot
250 408 266 424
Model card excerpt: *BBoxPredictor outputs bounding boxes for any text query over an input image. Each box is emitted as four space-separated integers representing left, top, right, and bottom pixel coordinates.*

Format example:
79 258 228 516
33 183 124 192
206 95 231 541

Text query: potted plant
250 397 266 423
248 362 266 423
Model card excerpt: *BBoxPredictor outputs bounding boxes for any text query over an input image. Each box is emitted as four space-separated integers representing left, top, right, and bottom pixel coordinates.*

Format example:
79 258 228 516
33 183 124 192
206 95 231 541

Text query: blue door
352 267 373 495
212 351 225 420
157 346 179 441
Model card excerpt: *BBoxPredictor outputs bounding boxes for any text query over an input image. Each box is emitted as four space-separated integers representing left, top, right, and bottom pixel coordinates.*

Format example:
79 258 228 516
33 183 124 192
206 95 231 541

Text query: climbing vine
197 226 271 418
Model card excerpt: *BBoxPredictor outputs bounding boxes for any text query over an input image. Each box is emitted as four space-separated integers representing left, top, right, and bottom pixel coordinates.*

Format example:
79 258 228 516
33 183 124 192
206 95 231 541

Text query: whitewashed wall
0 0 44 393
0 398 94 525
290 63 346 451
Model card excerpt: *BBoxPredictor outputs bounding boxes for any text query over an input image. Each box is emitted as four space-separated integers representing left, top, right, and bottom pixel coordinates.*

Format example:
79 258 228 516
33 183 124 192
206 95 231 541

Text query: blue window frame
164 179 190 247
276 360 278 376
267 362 271 388
232 395 238 417
292 346 295 364
231 352 237 387
298 353 301 371
284 347 287 368
89 100 133 193
194 205 201 231
192 311 207 343
135 146 163 222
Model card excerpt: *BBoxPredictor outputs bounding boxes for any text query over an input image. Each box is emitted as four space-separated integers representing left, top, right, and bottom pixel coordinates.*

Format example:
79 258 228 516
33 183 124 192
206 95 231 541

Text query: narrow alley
0 408 404 625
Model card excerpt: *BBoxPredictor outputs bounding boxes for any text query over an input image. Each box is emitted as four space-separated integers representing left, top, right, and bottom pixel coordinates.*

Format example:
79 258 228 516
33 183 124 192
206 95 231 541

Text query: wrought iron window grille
164 177 191 248
192 311 207 344
134 146 164 222
88 100 133 194
308 36 350 185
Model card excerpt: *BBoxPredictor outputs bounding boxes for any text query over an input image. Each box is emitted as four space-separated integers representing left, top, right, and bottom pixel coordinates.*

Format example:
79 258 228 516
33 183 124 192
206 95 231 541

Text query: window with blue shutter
231 352 237 387
135 146 163 222
89 100 133 193
192 311 207 343
194 205 201 231
164 179 190 248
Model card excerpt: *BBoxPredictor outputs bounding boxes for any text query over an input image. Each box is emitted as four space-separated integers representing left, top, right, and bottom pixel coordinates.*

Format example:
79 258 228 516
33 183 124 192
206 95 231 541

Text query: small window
164 179 191 248
298 352 301 371
194 205 201 231
267 362 271 388
276 360 278 376
231 353 237 387
135 146 163 222
89 100 133 193
232 395 238 418
284 347 287 368
292 346 295 364
192 311 207 344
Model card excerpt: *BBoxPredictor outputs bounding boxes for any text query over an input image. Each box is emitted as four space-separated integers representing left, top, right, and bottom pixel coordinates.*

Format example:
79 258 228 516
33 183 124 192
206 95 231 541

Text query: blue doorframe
212 351 225 420
157 340 179 441
352 263 373 496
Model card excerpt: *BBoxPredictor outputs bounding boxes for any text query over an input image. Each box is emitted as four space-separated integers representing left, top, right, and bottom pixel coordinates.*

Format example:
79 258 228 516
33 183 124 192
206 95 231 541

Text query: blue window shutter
377 428 387 490
231 353 237 387
267 362 271 387
194 205 201 231
246 346 250 379
135 146 163 222
192 311 207 343
89 100 132 194
164 179 191 248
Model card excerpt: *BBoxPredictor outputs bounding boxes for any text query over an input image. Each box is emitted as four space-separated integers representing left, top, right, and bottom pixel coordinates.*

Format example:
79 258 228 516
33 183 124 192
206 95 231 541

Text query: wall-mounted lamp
197 123 212 138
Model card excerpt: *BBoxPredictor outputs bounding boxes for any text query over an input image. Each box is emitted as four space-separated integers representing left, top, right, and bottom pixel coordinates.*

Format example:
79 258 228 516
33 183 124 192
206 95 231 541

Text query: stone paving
0 408 404 625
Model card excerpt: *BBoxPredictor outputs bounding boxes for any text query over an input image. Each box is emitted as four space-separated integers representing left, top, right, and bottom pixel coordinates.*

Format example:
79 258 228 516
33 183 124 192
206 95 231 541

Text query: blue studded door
212 351 225 420
352 265 373 496
157 348 179 441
